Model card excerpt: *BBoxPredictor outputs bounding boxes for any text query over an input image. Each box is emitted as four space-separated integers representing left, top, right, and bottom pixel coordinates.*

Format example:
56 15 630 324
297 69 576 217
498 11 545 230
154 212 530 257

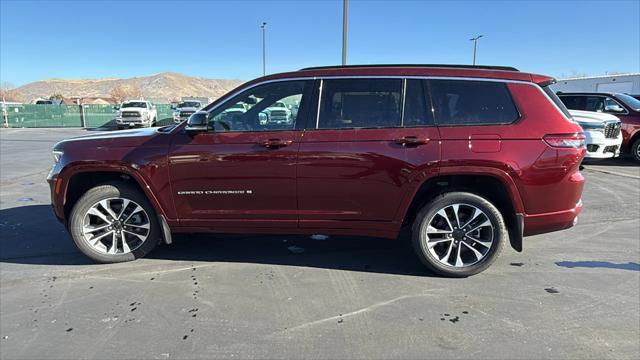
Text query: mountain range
13 72 244 102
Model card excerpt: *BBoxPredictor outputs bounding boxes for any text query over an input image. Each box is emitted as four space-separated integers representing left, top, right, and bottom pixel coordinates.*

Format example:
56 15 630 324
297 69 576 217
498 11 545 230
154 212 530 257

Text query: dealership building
552 73 640 94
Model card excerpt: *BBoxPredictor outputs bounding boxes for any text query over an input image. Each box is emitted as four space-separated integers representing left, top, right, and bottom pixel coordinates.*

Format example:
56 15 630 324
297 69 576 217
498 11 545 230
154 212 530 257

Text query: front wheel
68 182 161 263
631 138 640 162
411 192 506 277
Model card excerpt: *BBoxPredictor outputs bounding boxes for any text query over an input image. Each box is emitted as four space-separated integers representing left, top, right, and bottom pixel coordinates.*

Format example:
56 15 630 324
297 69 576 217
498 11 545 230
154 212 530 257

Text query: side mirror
171 105 176 110
604 104 625 113
185 111 209 133
113 106 120 110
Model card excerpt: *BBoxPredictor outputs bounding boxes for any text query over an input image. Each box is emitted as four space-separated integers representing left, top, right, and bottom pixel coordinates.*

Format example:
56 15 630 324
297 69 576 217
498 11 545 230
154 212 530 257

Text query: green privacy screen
6 105 82 128
82 104 117 128
4 104 177 128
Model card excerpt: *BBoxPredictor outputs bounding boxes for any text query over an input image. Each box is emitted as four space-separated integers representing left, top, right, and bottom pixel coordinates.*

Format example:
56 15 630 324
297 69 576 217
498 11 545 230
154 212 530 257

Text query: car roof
256 64 550 84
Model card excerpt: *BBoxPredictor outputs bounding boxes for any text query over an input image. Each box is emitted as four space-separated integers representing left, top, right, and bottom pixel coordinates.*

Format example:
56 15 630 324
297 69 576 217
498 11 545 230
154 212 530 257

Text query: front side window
585 96 606 112
429 80 519 125
207 80 309 132
318 79 402 129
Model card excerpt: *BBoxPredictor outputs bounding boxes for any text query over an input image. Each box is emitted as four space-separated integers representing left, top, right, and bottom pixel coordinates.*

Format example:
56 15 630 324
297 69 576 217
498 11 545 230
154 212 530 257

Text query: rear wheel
411 192 506 277
68 182 161 263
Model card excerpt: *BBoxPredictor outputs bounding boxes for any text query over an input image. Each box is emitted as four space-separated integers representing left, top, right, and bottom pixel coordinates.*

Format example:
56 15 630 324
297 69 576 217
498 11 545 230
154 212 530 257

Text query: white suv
570 110 622 159
116 100 157 129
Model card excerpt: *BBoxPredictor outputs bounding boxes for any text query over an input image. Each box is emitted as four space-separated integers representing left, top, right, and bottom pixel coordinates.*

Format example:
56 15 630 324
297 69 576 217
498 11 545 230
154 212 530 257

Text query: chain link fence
2 103 177 128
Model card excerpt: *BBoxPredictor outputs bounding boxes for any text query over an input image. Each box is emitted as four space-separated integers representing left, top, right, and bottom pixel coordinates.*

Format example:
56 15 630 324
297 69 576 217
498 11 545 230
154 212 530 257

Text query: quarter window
429 80 519 125
318 79 402 129
208 80 309 132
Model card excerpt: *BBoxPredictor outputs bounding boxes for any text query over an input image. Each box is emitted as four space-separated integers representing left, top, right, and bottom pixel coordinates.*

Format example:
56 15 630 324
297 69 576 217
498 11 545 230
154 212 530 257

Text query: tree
49 93 64 101
110 84 144 104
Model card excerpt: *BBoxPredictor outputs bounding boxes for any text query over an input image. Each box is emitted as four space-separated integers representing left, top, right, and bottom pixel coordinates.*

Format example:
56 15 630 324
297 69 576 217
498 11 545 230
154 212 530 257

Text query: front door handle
259 139 293 149
394 136 430 147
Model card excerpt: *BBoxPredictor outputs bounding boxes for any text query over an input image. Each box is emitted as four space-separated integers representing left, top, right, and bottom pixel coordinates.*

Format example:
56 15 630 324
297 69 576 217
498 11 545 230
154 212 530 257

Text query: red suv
48 65 586 277
557 92 640 161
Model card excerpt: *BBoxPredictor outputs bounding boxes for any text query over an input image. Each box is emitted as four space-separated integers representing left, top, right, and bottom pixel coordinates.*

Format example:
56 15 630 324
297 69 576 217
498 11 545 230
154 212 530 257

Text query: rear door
297 78 440 232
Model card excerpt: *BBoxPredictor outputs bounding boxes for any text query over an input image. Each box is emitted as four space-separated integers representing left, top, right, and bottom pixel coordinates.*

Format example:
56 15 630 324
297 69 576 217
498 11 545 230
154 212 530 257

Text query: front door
169 80 313 229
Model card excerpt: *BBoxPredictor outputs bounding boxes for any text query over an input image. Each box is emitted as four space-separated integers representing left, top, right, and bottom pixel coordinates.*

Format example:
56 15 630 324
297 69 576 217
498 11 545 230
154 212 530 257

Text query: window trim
196 75 557 132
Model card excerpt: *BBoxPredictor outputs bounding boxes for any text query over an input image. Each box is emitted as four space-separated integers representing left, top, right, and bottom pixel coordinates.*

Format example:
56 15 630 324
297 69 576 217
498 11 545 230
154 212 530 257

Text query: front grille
603 145 619 154
180 111 194 117
604 122 621 139
122 111 140 118
270 110 287 117
587 144 599 152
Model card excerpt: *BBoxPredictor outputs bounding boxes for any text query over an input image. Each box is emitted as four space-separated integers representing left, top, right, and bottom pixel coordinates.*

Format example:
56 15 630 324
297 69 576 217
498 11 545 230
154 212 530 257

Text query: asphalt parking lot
1 128 639 360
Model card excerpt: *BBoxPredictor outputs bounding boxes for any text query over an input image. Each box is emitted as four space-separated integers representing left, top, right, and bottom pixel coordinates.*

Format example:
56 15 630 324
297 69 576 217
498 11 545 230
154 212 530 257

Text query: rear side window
429 80 519 126
318 79 402 129
558 95 586 111
403 79 434 127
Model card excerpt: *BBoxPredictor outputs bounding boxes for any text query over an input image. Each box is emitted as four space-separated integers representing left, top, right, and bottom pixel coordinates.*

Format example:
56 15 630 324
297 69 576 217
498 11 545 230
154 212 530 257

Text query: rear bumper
523 199 582 236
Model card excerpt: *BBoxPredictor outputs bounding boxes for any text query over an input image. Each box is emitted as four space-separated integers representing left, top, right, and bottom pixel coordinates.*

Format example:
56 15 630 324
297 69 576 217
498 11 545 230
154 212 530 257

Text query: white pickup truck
116 100 157 129
570 110 622 160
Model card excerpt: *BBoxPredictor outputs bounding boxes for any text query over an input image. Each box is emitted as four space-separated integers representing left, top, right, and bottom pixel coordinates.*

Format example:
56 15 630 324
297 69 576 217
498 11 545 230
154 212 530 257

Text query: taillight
543 133 586 148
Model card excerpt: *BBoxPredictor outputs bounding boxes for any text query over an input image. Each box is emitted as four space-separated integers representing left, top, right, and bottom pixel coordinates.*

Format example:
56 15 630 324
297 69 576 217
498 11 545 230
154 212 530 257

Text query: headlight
579 123 605 132
53 150 63 163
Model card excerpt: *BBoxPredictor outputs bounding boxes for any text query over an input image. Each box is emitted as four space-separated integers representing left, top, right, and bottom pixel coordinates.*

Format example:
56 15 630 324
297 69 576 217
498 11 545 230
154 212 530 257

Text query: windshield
178 101 200 108
616 93 640 111
122 102 147 108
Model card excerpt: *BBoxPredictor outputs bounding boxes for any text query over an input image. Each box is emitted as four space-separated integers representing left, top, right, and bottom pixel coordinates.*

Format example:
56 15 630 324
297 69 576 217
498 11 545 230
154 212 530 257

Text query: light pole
469 35 484 65
261 22 267 76
342 0 348 65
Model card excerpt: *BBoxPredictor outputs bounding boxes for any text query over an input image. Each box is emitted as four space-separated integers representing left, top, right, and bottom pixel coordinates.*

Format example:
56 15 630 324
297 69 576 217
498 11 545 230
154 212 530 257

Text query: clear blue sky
1 0 639 86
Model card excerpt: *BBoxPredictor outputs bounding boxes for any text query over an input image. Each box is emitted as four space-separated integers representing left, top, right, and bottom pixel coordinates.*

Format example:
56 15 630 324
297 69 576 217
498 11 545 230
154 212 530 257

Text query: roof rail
300 64 519 72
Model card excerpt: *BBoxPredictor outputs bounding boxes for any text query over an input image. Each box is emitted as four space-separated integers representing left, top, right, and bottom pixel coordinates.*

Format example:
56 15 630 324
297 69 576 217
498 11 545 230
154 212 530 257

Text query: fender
56 161 174 222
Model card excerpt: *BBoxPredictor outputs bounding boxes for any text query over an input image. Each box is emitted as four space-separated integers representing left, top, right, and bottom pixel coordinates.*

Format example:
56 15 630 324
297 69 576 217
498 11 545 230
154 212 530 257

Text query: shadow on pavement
555 261 640 271
583 157 638 167
0 205 431 276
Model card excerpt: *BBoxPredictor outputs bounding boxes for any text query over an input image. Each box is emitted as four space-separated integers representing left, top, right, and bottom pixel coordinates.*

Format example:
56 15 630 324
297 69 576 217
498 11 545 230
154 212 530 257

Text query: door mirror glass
604 103 625 113
185 111 209 132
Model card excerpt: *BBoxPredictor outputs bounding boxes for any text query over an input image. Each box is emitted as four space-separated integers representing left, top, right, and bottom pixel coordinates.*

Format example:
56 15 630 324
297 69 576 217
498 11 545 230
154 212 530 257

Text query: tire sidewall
68 183 160 263
412 192 506 277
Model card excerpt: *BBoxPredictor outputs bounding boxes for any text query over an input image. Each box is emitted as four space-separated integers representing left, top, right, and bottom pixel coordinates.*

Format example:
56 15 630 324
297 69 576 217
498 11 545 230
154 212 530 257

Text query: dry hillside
15 72 244 102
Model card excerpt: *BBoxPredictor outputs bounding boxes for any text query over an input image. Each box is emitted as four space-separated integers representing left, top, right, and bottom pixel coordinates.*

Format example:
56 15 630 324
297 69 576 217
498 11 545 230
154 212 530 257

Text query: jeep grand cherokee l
48 65 586 277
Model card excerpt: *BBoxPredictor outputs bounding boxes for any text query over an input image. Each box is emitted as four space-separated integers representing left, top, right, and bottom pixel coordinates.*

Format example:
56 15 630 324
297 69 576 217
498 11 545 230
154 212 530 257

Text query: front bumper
116 117 149 126
583 130 622 159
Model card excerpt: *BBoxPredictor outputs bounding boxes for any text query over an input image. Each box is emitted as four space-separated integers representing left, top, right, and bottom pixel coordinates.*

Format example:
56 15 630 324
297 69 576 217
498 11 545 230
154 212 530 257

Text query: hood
119 107 147 112
176 107 199 112
569 110 620 125
54 127 163 150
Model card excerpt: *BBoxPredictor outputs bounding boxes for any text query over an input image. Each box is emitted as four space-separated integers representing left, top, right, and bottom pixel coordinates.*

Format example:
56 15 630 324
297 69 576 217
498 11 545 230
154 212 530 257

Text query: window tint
403 79 434 127
558 95 587 111
585 96 606 112
318 79 402 129
208 80 309 132
429 80 519 125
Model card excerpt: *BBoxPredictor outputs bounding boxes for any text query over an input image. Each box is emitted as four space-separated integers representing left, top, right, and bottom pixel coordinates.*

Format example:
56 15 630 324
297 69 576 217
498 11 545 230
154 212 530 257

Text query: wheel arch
398 169 524 252
59 164 169 223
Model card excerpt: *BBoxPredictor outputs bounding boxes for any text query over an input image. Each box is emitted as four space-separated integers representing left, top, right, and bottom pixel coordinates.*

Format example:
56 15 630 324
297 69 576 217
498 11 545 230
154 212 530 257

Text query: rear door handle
259 139 293 149
394 136 430 147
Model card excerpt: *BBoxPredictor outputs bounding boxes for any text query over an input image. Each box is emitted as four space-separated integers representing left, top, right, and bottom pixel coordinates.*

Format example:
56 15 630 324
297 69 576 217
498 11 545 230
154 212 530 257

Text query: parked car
260 101 293 125
172 100 202 124
48 64 586 277
115 100 157 129
558 92 640 161
570 110 622 160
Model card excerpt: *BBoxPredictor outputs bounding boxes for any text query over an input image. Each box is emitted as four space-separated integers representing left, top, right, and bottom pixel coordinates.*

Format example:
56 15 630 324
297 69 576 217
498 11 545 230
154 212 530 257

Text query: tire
151 117 157 127
68 182 161 263
411 192 506 277
631 138 640 162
